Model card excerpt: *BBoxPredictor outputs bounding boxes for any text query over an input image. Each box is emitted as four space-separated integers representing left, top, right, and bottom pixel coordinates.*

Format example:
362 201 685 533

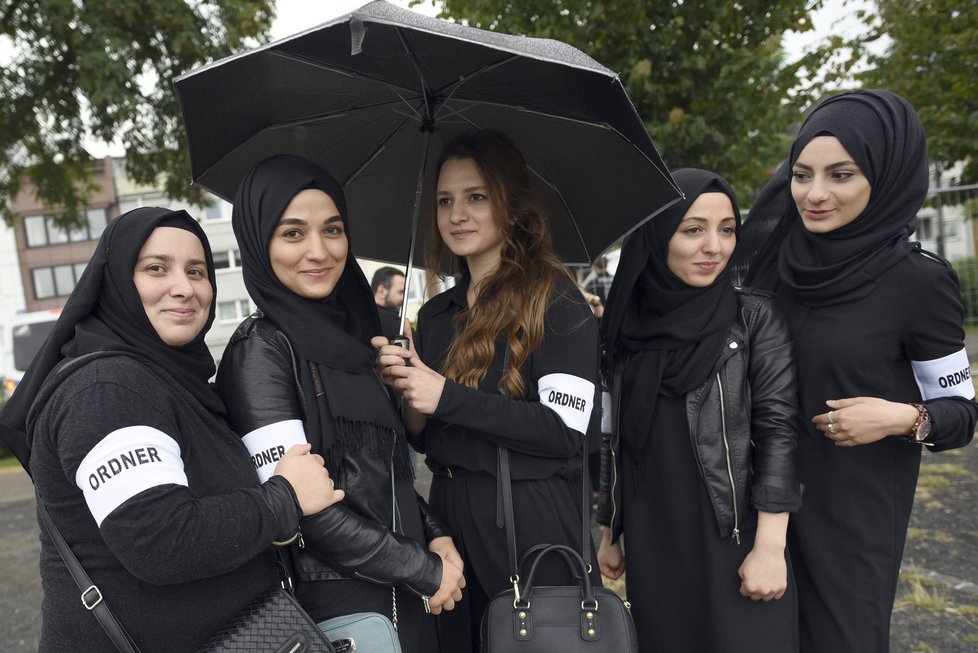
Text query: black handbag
37 499 336 653
197 587 335 652
480 444 639 652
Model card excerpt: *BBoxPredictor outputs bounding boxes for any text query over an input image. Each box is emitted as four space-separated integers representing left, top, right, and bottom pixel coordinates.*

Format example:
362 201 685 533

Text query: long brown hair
427 130 576 399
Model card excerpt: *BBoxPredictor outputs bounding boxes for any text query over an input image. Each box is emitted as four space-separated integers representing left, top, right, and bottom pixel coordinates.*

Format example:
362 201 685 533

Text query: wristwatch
907 403 932 443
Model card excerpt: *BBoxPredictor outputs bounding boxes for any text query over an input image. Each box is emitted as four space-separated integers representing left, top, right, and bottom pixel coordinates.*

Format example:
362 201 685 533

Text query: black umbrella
175 0 679 272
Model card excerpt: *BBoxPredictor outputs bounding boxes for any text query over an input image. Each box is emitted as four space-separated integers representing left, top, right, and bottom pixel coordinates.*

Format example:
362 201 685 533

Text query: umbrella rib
269 49 427 109
394 27 434 124
343 112 417 187
263 97 424 130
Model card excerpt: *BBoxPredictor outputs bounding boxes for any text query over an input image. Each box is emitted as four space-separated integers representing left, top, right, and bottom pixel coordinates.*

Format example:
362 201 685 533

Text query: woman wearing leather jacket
596 168 803 652
217 155 465 653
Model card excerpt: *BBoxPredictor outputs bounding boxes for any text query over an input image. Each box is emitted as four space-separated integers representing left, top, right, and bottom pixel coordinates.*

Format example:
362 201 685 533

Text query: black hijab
746 89 928 305
232 155 408 478
602 168 740 458
0 208 222 467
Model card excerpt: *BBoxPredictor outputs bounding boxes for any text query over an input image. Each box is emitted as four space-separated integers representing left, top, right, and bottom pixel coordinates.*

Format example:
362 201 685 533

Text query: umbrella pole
399 128 431 334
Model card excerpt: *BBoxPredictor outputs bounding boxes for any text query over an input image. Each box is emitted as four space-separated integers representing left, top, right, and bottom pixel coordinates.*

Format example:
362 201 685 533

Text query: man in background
372 266 406 337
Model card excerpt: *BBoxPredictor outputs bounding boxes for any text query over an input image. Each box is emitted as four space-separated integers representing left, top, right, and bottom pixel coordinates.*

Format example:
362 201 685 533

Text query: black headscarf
744 89 928 305
232 155 409 478
602 168 740 459
0 208 222 467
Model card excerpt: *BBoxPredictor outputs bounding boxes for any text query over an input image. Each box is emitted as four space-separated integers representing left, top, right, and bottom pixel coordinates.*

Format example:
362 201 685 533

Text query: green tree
858 1 978 184
427 0 829 199
0 0 275 228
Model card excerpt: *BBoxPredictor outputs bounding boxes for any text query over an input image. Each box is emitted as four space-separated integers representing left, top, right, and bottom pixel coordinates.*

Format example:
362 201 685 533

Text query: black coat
217 314 448 598
599 288 803 541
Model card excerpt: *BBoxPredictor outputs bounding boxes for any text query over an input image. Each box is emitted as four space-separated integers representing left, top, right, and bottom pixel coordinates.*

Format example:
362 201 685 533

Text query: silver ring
828 423 836 434
827 411 834 425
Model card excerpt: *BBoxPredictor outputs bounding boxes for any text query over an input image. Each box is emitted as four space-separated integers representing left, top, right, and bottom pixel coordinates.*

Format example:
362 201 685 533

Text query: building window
24 215 48 246
24 209 110 247
32 268 56 299
53 265 75 295
31 264 86 300
213 249 241 271
917 216 933 240
204 200 230 221
213 251 231 270
217 299 252 323
88 208 108 237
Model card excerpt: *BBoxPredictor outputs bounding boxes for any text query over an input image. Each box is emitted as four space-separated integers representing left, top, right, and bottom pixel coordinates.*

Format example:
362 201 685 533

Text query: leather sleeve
219 322 443 595
217 320 304 433
418 494 453 541
299 505 442 596
595 428 614 528
745 296 803 513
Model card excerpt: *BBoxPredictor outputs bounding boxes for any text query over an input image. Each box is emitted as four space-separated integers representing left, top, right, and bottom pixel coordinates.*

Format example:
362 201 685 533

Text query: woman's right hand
371 332 412 390
273 444 344 516
597 527 625 580
427 550 466 615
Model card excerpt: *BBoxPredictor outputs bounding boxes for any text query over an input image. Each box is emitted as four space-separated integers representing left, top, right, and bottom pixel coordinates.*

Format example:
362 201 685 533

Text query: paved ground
2 444 976 652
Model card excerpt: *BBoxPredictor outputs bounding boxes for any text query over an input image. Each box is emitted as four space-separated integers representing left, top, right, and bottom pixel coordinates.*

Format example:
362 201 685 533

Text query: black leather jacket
217 314 448 598
597 288 803 543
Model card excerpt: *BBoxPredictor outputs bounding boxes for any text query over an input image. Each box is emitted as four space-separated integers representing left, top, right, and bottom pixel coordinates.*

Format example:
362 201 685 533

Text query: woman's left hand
381 349 446 415
812 397 919 447
738 545 787 601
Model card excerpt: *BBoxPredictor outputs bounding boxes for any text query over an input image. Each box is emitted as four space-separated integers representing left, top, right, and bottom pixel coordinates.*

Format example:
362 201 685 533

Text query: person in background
1 207 340 652
219 155 465 653
375 129 601 653
597 168 801 652
584 255 614 304
372 265 407 337
740 89 978 653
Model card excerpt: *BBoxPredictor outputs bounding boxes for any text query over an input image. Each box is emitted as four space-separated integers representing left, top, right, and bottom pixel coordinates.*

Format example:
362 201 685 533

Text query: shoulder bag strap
36 499 141 653
495 346 592 586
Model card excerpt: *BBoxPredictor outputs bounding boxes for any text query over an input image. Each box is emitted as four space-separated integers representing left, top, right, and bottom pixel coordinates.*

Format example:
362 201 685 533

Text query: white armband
538 373 595 435
912 348 976 400
241 419 308 482
75 426 188 527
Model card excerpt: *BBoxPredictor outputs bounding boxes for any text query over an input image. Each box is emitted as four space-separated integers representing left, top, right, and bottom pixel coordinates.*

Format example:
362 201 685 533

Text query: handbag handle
518 543 584 582
516 544 596 610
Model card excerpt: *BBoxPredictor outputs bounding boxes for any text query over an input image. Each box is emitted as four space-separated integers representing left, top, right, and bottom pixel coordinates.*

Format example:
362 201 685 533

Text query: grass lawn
0 456 23 471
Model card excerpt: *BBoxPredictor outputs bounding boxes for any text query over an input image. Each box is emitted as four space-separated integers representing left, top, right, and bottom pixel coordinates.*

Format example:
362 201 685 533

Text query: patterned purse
198 587 335 652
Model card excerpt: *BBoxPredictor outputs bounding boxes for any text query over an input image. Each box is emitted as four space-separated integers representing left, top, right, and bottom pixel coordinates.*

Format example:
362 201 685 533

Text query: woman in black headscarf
217 155 464 653
0 207 338 652
740 89 978 653
596 168 802 652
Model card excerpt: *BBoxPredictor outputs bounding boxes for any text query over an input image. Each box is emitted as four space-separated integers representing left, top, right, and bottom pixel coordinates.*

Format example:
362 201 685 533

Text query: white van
2 309 62 398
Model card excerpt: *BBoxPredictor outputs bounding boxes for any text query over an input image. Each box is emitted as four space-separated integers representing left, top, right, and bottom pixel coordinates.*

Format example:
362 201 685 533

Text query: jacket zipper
608 354 629 530
716 373 741 544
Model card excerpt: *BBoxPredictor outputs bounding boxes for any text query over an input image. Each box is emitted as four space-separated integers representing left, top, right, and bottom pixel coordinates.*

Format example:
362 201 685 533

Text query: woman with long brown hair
375 129 601 652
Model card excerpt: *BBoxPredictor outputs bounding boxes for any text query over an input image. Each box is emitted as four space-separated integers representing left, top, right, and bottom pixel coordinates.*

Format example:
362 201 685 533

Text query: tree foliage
0 0 274 228
858 1 978 183
427 0 829 200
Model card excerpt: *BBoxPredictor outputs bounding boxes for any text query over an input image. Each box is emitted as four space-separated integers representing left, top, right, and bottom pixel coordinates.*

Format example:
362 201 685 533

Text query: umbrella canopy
175 0 680 267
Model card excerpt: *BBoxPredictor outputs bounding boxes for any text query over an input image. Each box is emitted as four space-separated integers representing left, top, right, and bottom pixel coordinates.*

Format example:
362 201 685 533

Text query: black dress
781 250 978 653
413 274 601 653
622 394 798 652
